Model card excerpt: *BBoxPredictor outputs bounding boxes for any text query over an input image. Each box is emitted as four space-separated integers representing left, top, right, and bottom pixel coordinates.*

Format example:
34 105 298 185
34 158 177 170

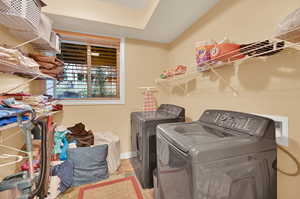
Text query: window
46 31 125 105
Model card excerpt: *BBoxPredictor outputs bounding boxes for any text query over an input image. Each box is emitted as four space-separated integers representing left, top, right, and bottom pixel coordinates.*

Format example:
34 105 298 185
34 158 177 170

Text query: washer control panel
199 110 270 136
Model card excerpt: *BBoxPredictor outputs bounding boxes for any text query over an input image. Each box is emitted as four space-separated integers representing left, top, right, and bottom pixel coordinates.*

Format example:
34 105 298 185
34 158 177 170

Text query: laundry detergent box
195 41 215 69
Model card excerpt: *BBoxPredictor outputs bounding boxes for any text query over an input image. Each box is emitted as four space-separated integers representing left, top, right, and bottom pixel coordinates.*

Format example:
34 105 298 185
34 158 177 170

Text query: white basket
9 13 52 46
49 31 61 53
0 0 10 10
0 0 42 31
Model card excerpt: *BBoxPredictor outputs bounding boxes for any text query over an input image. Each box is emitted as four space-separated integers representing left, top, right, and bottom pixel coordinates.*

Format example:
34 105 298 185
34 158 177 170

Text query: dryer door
157 133 193 199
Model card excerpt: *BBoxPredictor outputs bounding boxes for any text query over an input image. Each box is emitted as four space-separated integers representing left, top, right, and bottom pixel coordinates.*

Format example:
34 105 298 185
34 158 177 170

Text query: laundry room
0 0 300 198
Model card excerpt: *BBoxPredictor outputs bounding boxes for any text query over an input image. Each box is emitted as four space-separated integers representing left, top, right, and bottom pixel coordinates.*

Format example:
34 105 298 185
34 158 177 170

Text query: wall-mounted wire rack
155 26 300 95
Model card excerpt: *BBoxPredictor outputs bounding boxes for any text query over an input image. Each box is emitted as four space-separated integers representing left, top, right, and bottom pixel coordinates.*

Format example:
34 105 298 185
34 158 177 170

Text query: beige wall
166 0 300 198
61 39 168 153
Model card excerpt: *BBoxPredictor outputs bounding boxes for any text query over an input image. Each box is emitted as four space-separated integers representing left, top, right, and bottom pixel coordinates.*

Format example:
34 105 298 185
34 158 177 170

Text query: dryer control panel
199 110 274 137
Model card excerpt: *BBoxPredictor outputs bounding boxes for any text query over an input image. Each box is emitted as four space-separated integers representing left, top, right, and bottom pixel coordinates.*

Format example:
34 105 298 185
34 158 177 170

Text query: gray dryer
156 110 277 199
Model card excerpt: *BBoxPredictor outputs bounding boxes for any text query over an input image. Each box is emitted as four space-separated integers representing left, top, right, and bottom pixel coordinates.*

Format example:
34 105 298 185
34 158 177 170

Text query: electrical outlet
256 114 289 146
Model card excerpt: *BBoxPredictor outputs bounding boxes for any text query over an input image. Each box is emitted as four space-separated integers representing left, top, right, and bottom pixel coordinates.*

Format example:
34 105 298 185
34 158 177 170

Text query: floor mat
78 176 144 199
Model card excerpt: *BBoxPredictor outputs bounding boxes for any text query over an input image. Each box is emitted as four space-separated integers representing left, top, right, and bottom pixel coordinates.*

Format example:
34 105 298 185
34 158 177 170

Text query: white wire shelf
155 72 200 84
155 34 300 85
0 59 55 80
0 111 61 132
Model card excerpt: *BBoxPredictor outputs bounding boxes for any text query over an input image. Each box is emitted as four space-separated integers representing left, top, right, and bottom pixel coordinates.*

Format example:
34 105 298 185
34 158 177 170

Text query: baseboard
120 151 137 159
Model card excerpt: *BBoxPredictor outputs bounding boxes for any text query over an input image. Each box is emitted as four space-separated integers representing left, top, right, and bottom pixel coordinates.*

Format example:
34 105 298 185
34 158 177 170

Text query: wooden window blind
54 33 120 100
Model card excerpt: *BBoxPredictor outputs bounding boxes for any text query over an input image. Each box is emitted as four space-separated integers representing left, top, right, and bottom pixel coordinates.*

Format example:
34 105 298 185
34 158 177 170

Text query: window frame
47 36 125 105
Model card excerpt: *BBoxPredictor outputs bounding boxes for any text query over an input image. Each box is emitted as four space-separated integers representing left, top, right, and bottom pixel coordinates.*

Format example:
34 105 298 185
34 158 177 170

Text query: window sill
58 99 125 105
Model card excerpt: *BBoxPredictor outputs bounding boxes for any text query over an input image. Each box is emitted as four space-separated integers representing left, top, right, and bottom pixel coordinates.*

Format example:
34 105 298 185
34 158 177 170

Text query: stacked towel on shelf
0 46 40 71
29 54 64 80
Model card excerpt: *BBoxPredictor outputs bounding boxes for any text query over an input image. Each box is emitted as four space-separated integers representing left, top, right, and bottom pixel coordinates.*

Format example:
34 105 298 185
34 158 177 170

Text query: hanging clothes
143 90 157 112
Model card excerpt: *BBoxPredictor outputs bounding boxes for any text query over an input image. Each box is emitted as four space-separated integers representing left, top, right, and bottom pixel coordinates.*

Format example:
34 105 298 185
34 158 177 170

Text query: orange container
210 43 245 62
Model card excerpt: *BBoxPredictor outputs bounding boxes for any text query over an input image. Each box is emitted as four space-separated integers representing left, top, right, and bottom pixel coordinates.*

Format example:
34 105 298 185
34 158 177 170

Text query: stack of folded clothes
1 93 63 115
0 105 29 126
29 54 64 80
22 95 54 113
1 98 32 111
0 46 40 71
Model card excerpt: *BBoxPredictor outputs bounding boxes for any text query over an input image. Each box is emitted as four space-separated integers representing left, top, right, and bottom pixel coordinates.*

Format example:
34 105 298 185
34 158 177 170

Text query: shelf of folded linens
0 110 61 132
0 59 56 80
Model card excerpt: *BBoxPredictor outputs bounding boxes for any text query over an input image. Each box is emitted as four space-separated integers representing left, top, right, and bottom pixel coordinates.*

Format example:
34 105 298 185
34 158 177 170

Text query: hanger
139 86 157 91
0 143 28 168
0 154 24 168
0 143 29 156
139 87 158 94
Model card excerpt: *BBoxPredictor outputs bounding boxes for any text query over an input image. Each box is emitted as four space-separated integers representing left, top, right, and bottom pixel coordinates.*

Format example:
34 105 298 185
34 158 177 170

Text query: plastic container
195 41 213 67
0 0 45 31
277 8 300 35
0 0 10 10
276 8 300 43
94 132 121 174
210 43 245 62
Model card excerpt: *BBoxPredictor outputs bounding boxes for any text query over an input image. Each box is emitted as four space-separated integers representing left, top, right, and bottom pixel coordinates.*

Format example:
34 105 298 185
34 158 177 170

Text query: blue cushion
67 144 109 186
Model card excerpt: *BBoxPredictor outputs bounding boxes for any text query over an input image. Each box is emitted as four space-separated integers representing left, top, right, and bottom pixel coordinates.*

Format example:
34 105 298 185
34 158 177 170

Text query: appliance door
193 151 276 199
131 117 142 161
157 133 193 199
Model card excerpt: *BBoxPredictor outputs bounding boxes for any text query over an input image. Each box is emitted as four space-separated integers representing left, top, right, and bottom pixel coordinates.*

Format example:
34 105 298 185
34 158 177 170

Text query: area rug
78 176 144 199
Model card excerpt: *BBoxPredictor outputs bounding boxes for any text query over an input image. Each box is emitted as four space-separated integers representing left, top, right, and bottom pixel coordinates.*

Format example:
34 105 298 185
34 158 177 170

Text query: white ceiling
45 0 220 43
97 0 148 9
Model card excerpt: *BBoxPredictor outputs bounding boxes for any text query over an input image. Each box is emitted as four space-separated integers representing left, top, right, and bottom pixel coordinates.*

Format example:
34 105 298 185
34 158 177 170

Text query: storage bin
35 13 53 44
94 132 121 174
10 13 52 45
49 31 61 53
0 0 10 10
0 0 45 31
32 32 61 54
276 8 300 43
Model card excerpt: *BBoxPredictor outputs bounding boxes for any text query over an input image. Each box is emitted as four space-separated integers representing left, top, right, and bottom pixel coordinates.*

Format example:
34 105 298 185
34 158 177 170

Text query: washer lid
157 110 276 160
131 111 180 121
131 104 185 121
158 122 246 154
